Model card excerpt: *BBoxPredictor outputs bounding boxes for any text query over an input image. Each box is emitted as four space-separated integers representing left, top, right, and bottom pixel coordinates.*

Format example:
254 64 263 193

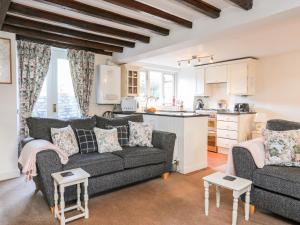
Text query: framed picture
0 38 12 84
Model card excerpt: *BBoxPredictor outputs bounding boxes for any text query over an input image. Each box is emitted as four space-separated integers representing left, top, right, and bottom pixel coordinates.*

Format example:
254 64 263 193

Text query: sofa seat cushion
64 152 124 177
253 166 300 199
112 147 167 169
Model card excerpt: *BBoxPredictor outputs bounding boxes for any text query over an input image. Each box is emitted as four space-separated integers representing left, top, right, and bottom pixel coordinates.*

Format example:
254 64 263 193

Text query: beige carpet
0 169 296 225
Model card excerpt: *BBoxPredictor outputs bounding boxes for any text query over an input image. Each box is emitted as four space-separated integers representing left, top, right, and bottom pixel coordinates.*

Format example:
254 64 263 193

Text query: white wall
0 31 19 181
88 54 114 116
189 51 300 122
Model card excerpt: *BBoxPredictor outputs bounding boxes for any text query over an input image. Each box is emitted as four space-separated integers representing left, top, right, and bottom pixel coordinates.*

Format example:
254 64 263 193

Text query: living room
0 0 300 225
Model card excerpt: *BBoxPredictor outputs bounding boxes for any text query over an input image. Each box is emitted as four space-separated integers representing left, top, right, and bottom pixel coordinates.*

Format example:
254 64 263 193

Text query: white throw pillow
128 121 153 147
51 125 79 156
94 127 122 153
263 129 300 167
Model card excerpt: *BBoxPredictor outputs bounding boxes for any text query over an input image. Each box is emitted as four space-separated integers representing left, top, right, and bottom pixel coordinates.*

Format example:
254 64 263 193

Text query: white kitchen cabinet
121 65 140 97
205 65 228 84
227 59 256 95
216 114 255 154
96 65 121 104
195 67 212 96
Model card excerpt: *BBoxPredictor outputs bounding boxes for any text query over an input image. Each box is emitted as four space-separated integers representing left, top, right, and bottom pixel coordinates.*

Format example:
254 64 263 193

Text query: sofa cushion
112 146 167 169
63 152 124 177
26 117 96 141
253 166 300 199
94 114 143 129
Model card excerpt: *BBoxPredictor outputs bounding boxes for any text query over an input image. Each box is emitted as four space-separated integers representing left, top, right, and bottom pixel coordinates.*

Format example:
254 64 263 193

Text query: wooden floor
207 151 228 171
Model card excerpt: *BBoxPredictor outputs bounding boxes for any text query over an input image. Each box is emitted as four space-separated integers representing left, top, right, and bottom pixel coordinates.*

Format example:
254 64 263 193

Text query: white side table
52 168 90 225
203 172 252 225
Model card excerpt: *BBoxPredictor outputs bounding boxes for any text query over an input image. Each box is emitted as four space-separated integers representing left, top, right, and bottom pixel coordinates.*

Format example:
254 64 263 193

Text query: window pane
32 79 47 118
139 71 147 97
163 74 175 105
57 58 81 119
149 71 163 104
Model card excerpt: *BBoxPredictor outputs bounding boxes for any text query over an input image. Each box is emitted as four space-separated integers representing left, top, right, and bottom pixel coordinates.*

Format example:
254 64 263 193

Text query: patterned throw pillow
128 121 153 147
94 127 122 153
106 125 129 146
263 129 300 167
75 129 98 154
51 125 79 156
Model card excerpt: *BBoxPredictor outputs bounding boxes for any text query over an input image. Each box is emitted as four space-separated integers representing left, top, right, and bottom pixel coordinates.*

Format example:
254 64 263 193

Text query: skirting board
180 163 208 174
0 169 20 181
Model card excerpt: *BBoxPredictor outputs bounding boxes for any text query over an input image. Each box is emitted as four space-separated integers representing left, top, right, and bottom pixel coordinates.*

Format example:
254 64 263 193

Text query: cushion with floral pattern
128 121 153 147
263 129 300 167
51 125 79 156
94 127 122 153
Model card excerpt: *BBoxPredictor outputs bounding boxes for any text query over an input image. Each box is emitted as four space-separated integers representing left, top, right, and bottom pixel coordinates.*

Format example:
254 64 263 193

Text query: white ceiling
137 7 300 67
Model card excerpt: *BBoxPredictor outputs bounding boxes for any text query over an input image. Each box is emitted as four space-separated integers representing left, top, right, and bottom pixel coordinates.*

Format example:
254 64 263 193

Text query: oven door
208 131 217 152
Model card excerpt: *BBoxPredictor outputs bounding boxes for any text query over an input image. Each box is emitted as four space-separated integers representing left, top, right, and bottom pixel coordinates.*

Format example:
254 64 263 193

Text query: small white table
203 172 252 225
51 168 90 225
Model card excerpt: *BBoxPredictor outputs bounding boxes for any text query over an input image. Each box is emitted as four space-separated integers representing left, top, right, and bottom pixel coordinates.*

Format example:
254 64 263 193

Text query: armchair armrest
232 147 258 181
152 130 176 172
36 150 63 207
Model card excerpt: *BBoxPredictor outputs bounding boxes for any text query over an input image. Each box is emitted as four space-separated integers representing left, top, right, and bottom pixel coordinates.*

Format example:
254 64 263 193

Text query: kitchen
96 56 258 174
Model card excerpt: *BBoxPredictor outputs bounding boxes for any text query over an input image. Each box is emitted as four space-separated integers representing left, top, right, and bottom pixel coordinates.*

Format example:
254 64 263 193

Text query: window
139 70 176 106
32 48 81 119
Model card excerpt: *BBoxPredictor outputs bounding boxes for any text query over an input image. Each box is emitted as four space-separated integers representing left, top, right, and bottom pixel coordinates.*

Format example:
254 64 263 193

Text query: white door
32 47 81 119
228 63 248 95
205 65 227 83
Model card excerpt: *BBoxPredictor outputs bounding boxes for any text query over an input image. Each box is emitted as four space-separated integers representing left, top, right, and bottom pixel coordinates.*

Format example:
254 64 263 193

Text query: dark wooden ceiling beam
8 2 150 43
2 24 123 52
4 15 135 48
16 35 112 56
103 0 193 28
228 0 253 10
34 0 169 36
0 0 11 28
176 0 221 18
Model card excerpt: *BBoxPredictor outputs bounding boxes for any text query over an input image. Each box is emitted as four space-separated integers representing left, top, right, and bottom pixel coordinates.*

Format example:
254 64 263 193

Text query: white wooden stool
203 172 252 225
52 168 90 225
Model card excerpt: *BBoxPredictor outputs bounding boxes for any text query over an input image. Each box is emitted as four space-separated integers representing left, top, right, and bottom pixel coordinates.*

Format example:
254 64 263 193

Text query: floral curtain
17 40 51 137
67 49 95 116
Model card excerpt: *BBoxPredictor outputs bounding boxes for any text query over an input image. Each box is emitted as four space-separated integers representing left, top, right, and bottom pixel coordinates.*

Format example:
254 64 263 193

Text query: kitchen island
114 111 209 174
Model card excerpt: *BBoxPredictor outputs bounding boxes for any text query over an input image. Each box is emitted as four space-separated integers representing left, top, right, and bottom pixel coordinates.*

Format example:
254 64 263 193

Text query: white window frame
139 69 177 106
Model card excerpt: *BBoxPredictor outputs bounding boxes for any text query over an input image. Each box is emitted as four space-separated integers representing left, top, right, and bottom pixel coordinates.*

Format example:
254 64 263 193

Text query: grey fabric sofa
23 115 176 208
232 119 300 223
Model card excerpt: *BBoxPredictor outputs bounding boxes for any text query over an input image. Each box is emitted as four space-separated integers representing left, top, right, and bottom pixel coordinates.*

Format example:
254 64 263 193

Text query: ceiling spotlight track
177 55 214 67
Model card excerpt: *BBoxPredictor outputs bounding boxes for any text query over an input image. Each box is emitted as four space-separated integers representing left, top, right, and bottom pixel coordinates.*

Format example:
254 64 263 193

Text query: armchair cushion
253 166 300 199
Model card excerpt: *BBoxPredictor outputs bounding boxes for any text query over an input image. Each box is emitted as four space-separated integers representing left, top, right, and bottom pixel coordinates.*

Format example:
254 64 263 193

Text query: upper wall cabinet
195 67 212 96
227 59 256 96
205 65 228 84
121 65 140 97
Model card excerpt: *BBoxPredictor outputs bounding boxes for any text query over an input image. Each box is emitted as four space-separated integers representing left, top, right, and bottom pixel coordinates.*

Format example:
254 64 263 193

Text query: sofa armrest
36 150 63 207
152 130 176 172
232 147 258 181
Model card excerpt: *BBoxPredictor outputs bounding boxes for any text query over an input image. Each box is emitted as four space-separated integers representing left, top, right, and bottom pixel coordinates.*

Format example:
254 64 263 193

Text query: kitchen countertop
113 111 210 118
216 111 257 115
